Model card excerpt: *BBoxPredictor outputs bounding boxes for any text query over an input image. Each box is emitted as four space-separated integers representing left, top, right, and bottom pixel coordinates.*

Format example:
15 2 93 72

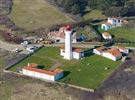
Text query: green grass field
10 0 73 31
98 27 135 42
82 10 106 20
9 47 121 89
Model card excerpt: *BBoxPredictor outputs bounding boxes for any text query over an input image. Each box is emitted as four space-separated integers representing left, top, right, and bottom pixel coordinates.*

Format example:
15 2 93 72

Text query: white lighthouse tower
64 25 73 60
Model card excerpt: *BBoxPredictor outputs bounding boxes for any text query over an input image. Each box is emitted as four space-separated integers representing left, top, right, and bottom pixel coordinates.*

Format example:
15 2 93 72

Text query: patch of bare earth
11 83 78 100
97 51 135 100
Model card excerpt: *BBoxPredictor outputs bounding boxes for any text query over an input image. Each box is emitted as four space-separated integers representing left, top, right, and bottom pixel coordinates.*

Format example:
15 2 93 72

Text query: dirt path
0 40 24 51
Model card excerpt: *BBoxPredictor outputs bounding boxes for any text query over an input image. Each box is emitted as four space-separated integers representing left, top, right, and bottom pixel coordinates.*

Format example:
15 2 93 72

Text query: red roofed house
93 47 122 61
102 48 122 61
22 63 64 81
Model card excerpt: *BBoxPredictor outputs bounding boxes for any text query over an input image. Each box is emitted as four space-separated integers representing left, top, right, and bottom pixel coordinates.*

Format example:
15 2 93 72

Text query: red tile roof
106 48 121 57
60 45 83 53
72 48 82 53
102 32 111 37
23 64 63 76
95 46 107 52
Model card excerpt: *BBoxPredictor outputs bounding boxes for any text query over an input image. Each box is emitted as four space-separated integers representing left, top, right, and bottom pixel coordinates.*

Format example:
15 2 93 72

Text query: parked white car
21 40 29 45
26 46 37 53
13 48 22 53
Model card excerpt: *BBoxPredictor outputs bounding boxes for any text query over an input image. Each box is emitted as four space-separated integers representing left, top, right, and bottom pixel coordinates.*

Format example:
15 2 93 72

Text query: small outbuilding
102 32 112 40
22 63 64 81
60 46 84 60
93 47 123 61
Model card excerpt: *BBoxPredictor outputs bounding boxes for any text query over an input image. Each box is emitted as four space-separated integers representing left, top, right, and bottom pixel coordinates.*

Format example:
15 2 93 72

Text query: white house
107 17 123 26
101 17 128 30
102 32 112 40
93 47 122 61
22 63 64 81
103 48 122 61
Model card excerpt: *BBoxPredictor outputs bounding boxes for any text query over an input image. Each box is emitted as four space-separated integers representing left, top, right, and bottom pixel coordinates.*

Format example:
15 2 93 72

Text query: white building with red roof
93 46 122 61
102 48 122 61
22 63 64 81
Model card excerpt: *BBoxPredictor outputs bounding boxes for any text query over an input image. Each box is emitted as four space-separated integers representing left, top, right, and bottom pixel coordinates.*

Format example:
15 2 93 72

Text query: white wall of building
93 49 102 55
22 69 55 81
60 49 65 56
73 52 80 59
22 69 64 81
101 18 123 30
93 49 122 61
107 18 122 27
102 52 122 61
60 49 82 60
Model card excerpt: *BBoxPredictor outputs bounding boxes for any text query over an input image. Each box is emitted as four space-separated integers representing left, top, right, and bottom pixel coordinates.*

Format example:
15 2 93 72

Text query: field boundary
4 45 43 70
3 68 95 92
3 45 126 93
95 61 125 91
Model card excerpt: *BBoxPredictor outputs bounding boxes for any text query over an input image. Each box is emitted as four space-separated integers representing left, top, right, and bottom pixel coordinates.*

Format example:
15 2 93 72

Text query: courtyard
9 47 121 89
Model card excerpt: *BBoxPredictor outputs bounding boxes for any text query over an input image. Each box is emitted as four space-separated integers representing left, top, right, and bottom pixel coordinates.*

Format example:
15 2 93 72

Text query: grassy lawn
10 53 55 72
98 27 135 42
10 0 73 31
9 47 121 89
82 10 106 20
